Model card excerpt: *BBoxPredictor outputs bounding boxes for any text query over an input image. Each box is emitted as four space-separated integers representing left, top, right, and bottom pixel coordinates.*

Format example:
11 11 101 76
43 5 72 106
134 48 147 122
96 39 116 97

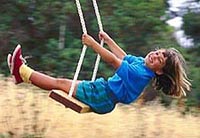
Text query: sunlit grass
0 77 200 138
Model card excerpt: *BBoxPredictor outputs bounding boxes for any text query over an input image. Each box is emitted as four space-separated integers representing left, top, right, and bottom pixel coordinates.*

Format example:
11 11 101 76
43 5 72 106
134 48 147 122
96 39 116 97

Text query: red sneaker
11 44 24 84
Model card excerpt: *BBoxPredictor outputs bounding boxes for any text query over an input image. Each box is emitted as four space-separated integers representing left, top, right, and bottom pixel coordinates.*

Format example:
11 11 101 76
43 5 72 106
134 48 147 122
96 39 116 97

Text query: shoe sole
7 54 12 71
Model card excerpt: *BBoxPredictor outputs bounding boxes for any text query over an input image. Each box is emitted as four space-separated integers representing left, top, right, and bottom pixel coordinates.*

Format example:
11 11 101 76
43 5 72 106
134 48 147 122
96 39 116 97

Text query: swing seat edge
49 90 92 113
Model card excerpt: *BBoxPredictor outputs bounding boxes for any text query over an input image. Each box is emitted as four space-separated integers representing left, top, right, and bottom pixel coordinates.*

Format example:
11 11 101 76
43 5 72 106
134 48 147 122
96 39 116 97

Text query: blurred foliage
0 0 199 109
183 12 200 44
182 11 200 109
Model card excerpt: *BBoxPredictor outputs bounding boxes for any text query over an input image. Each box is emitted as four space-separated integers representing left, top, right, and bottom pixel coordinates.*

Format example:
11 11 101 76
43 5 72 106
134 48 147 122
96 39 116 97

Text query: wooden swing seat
49 90 92 113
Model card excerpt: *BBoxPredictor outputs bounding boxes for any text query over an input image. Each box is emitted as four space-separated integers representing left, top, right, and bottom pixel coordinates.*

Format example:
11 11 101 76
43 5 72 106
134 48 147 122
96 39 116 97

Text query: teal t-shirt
108 55 155 104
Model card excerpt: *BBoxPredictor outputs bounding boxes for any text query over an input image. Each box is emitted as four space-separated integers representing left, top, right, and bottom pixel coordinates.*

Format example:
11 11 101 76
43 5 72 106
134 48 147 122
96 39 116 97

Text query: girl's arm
82 34 122 69
99 31 127 59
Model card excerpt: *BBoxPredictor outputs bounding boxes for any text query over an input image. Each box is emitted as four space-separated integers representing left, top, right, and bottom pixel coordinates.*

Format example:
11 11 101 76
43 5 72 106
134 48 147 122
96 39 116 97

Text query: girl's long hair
152 48 191 97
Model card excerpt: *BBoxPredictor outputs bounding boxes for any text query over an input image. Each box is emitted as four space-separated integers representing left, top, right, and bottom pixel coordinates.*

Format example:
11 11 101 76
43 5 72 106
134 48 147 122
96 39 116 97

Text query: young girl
7 31 191 114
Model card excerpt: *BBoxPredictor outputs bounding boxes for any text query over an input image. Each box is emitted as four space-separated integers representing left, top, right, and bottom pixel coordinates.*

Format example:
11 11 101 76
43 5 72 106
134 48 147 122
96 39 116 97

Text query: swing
49 0 104 113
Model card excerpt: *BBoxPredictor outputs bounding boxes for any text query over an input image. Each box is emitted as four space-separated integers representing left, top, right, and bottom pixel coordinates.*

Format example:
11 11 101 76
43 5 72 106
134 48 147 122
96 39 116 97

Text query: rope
91 0 104 81
68 0 88 97
69 0 104 96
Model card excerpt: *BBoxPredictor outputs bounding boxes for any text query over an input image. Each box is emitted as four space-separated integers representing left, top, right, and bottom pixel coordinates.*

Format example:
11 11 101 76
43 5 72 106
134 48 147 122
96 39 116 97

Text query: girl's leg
9 44 79 96
30 71 80 96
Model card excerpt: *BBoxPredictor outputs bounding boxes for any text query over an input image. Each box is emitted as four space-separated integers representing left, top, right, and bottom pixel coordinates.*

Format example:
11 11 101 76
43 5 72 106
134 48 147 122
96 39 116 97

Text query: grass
0 77 200 138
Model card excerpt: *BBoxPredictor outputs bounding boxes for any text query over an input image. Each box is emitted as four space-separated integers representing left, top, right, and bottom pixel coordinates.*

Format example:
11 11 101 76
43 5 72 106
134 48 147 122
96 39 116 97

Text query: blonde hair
153 48 191 97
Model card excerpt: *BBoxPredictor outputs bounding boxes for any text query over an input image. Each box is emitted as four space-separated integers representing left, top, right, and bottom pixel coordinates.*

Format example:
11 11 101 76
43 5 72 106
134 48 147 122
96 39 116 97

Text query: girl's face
145 49 168 75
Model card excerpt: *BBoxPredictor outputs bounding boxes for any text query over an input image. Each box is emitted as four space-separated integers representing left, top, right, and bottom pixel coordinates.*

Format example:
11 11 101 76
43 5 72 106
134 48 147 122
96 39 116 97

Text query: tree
182 11 200 108
183 12 200 44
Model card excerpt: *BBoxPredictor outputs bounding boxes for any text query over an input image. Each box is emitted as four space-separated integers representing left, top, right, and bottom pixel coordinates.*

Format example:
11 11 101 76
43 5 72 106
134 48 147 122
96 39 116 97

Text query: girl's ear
155 70 163 75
